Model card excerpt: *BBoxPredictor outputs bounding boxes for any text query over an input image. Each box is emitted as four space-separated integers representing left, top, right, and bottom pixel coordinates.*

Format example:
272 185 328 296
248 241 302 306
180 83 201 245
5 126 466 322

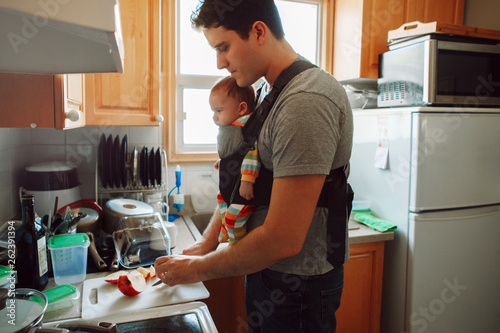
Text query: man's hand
239 180 254 200
154 255 202 287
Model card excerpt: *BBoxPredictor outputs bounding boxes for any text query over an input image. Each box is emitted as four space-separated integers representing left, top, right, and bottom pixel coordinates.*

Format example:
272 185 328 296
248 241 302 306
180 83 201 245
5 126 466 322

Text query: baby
210 76 259 244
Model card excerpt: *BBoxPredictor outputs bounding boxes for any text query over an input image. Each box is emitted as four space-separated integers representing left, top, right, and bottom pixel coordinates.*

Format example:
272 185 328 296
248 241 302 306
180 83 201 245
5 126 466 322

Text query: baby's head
209 76 255 126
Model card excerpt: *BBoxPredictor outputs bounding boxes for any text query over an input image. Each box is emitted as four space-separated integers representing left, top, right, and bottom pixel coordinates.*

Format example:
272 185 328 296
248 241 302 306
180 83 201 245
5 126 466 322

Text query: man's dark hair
191 0 285 40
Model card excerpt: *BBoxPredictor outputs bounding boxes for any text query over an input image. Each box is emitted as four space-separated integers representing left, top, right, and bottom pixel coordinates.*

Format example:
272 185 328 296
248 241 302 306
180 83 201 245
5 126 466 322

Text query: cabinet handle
65 109 82 122
155 115 164 123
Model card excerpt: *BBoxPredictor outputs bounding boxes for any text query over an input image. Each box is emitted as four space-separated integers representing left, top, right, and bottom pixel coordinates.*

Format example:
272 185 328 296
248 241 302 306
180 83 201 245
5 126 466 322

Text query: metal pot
0 288 48 333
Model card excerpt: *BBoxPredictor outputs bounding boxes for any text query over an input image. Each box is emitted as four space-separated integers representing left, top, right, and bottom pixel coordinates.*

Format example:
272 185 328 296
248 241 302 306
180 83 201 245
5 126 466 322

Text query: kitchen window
164 0 332 163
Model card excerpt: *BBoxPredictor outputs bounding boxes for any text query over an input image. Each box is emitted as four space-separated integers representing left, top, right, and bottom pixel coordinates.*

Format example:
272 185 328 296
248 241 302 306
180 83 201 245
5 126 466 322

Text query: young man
155 1 353 331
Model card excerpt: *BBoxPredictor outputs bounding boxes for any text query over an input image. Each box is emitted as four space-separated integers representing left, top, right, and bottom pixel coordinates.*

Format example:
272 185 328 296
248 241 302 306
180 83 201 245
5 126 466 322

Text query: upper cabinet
0 73 85 129
331 0 465 80
84 0 162 127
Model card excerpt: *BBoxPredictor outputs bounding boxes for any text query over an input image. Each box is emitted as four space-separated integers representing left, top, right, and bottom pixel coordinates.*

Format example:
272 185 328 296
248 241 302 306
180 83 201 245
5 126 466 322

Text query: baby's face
209 90 245 126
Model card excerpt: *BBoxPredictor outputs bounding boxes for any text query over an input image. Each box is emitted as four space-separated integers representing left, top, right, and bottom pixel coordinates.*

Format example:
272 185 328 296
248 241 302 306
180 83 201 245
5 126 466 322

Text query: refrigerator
349 106 500 333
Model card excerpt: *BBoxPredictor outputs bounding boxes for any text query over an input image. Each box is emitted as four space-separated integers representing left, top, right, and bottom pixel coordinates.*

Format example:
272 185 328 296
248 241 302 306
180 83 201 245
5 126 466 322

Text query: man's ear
238 101 249 115
252 21 267 44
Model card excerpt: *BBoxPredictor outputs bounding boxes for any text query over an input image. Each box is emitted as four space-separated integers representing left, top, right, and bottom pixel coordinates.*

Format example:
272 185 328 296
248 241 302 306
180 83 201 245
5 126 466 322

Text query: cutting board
388 21 500 42
81 276 210 319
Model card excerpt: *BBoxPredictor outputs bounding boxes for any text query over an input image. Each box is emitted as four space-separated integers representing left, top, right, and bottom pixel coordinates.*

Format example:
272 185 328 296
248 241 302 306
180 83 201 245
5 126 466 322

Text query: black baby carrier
218 59 354 267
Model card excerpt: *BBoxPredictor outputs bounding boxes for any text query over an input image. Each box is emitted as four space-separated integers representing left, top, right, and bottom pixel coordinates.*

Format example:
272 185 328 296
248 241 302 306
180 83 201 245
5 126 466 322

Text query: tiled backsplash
0 126 217 222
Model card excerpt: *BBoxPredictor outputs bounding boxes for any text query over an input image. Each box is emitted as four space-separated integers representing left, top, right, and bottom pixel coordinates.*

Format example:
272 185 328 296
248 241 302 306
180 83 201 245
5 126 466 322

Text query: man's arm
155 174 326 285
182 206 222 256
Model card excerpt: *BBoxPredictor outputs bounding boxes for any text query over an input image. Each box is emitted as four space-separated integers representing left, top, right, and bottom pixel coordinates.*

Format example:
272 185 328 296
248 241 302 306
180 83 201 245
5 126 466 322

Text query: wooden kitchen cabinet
337 241 385 333
331 0 465 80
203 275 248 333
0 73 85 129
84 0 162 127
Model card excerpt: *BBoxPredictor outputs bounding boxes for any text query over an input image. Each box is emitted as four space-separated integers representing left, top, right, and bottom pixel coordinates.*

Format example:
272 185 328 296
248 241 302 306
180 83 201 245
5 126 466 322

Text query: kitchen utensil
22 162 81 217
102 199 154 235
0 288 48 333
81 277 209 319
155 148 161 185
98 134 107 188
48 234 90 285
120 135 127 187
66 213 86 234
152 279 162 287
149 146 156 186
140 147 148 186
112 135 120 188
105 135 113 189
57 200 103 235
131 147 139 186
86 232 107 270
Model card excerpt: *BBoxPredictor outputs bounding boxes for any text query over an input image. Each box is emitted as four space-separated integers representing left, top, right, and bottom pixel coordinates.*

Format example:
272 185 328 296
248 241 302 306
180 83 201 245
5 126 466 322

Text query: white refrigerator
349 107 500 333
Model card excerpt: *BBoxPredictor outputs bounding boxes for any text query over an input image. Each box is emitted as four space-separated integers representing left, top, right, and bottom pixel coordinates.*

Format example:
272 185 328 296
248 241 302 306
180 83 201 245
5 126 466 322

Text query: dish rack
96 133 169 208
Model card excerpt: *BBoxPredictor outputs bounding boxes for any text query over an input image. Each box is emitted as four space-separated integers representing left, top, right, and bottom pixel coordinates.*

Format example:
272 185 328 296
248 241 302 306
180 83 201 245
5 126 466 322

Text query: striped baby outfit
217 114 260 244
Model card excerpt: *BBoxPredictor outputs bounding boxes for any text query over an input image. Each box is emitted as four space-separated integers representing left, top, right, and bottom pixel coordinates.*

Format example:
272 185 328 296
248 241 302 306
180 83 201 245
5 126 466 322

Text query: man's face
204 26 262 87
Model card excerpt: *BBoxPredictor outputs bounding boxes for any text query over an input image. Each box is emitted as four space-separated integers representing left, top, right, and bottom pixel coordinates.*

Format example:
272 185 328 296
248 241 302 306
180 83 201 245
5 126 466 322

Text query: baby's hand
214 159 220 170
239 181 254 200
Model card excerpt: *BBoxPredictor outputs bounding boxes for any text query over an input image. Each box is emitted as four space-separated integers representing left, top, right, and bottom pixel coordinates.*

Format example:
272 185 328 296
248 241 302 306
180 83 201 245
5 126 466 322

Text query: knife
152 279 162 287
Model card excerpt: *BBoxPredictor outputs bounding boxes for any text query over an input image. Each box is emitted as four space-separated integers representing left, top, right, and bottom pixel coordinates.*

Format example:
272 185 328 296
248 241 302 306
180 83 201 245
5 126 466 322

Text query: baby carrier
218 60 354 267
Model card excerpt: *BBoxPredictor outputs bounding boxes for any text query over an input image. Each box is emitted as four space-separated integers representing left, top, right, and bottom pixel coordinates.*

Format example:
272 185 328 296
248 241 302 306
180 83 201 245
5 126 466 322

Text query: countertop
43 202 393 323
43 216 195 323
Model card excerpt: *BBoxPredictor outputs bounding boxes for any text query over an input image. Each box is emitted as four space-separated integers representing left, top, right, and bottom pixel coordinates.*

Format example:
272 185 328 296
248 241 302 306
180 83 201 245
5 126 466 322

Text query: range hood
0 0 124 74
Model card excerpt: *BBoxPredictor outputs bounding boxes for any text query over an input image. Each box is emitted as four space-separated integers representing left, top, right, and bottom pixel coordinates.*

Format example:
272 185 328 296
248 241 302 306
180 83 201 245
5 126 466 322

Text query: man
155 0 353 331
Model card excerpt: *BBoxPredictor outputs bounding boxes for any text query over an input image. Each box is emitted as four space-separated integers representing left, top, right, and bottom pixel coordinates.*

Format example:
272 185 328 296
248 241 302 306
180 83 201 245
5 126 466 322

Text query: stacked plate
98 134 166 189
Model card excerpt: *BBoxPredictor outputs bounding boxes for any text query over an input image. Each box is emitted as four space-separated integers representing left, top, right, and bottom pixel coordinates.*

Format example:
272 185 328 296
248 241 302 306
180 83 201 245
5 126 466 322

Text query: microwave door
434 41 500 106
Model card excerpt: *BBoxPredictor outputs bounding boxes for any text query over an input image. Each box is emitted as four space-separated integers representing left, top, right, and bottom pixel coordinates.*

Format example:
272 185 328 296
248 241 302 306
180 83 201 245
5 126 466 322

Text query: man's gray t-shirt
247 62 353 275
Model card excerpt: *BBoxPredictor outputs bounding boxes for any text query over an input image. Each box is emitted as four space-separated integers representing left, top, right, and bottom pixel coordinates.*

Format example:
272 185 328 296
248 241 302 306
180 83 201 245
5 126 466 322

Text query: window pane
276 0 320 64
182 88 218 145
179 0 220 76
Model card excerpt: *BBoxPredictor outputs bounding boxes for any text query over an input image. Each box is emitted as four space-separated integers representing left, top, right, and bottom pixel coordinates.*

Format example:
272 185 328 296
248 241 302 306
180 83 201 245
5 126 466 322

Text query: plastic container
112 213 171 269
352 198 372 212
48 233 90 285
43 284 80 313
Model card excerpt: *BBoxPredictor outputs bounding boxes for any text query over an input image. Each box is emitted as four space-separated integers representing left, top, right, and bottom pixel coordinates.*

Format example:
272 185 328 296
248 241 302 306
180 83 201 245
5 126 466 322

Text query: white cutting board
81 276 210 319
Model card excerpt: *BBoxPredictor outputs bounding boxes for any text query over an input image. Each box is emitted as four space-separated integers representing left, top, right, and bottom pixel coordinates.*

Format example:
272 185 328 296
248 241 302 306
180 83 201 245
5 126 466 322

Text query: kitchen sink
183 212 213 240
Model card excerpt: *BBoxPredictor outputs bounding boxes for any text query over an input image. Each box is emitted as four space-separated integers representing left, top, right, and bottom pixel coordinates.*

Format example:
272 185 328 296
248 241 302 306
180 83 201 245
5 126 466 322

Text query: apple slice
117 270 146 296
149 265 156 278
104 270 129 284
136 266 151 279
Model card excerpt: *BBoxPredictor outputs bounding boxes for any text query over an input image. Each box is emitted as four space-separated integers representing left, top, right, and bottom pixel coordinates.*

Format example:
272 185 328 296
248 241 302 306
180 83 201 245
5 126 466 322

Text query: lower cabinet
203 241 385 332
337 241 385 333
203 275 248 333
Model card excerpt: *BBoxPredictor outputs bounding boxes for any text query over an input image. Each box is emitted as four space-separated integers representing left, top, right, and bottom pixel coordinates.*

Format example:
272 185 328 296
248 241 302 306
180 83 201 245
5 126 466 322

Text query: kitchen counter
43 216 196 323
42 199 393 324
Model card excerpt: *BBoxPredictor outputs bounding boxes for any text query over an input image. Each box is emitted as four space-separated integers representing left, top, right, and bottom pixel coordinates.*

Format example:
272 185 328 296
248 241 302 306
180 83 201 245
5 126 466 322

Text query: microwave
377 34 500 107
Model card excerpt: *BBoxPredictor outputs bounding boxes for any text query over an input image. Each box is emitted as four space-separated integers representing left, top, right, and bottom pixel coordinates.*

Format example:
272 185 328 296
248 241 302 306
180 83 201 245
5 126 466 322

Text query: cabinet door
332 0 465 80
54 74 85 130
84 0 161 127
337 242 385 333
333 0 407 80
405 0 464 25
0 73 55 128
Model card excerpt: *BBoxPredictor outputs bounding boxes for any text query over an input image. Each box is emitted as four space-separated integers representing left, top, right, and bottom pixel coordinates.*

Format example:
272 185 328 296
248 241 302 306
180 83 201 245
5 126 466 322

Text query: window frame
163 0 334 164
